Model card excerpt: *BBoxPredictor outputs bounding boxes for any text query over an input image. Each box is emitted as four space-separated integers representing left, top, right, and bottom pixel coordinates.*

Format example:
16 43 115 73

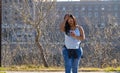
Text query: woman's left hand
70 32 76 38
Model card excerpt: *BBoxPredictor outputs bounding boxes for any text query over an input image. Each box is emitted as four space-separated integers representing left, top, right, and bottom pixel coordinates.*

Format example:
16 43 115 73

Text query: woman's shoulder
76 25 83 29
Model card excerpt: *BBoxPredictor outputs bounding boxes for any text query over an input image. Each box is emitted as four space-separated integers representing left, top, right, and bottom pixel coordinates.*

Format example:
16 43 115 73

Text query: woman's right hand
64 14 69 21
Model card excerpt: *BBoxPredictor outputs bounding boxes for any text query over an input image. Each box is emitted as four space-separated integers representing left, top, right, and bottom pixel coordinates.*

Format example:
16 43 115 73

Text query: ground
4 71 120 73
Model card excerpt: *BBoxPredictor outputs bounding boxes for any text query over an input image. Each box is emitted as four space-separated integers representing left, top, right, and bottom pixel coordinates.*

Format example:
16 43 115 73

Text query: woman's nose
70 20 73 22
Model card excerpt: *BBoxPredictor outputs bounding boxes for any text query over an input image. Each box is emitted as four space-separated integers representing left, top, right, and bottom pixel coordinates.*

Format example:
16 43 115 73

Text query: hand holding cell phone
70 31 75 37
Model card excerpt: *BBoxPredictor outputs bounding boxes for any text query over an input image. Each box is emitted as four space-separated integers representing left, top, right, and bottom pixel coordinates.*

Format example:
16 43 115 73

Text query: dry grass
79 67 102 71
103 67 120 72
0 72 6 73
0 65 120 72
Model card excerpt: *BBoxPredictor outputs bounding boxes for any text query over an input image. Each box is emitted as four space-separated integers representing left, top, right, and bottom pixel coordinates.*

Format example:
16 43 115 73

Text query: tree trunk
35 29 49 67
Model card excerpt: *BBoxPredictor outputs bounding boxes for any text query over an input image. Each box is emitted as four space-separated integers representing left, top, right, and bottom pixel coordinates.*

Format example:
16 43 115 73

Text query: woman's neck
71 26 76 30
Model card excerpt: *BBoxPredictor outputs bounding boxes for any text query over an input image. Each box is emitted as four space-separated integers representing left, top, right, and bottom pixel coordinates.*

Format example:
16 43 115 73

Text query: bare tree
11 0 57 67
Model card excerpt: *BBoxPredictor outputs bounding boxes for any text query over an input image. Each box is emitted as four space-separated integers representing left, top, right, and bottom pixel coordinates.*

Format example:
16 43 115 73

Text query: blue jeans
62 47 83 73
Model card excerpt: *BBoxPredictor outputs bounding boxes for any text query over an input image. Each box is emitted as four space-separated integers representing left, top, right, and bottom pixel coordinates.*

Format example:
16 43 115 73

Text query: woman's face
68 17 74 27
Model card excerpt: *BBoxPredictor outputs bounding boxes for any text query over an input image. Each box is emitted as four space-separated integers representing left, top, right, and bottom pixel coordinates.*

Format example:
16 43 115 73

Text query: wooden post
0 0 2 67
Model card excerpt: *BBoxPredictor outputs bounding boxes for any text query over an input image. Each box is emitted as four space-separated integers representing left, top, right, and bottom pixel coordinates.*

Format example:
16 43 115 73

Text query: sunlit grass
104 67 120 72
0 67 7 71
80 67 120 72
0 65 120 72
0 72 6 73
7 65 64 71
116 67 120 71
79 67 102 71
0 71 6 73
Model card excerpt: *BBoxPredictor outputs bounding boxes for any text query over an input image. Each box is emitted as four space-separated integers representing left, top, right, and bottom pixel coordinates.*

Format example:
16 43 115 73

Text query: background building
2 0 120 67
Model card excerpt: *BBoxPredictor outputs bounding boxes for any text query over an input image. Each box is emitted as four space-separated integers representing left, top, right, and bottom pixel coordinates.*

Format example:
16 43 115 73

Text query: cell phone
70 31 74 34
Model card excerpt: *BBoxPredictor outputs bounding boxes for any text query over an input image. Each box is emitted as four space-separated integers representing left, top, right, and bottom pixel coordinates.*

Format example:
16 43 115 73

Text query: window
81 7 85 11
114 13 118 17
101 7 105 11
100 23 105 28
95 12 98 17
62 7 66 11
88 6 92 11
88 12 92 17
9 0 12 2
14 11 18 15
4 0 7 3
75 8 78 11
14 17 18 21
114 5 118 11
108 5 112 11
12 34 17 42
4 16 7 22
101 5 105 11
19 0 23 3
81 12 85 17
4 10 8 15
14 0 18 3
2 29 8 41
95 6 99 11
75 12 79 18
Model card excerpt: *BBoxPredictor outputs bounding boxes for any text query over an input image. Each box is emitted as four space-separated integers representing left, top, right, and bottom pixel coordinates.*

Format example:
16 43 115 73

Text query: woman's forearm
74 35 85 41
60 20 66 32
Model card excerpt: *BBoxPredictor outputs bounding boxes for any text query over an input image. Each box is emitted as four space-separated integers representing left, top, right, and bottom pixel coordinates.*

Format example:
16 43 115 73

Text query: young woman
60 14 85 73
